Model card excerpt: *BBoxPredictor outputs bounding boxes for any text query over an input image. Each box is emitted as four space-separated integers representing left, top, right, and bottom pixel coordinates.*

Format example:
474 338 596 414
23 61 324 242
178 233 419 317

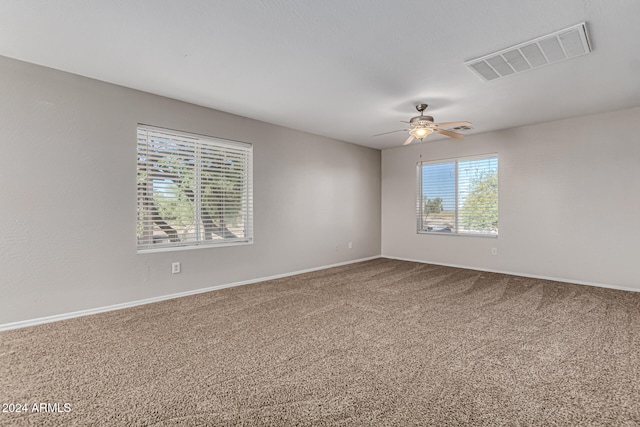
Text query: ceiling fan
374 104 472 145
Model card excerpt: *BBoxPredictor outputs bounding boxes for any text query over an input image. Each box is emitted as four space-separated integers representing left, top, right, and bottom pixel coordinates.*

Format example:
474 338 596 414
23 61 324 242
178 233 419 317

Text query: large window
417 155 498 236
137 125 253 252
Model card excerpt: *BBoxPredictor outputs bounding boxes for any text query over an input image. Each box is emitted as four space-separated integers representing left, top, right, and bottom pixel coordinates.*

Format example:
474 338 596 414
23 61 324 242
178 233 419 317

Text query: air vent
449 125 473 131
465 22 591 82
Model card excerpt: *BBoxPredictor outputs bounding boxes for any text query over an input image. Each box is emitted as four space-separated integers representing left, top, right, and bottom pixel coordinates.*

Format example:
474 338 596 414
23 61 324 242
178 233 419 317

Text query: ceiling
1 0 639 150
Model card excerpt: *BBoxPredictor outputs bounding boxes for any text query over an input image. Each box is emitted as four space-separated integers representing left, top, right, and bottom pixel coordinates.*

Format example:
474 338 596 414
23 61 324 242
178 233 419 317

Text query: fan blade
372 129 408 137
434 128 464 139
434 121 471 129
403 135 415 145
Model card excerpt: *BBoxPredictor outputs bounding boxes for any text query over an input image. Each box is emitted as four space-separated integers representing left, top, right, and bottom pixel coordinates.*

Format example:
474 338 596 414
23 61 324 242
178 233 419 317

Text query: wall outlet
348 241 353 249
491 248 498 256
171 262 181 274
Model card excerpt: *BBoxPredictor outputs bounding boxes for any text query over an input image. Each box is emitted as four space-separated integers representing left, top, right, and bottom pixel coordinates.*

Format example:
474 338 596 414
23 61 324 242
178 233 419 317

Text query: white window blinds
137 125 253 251
418 155 498 236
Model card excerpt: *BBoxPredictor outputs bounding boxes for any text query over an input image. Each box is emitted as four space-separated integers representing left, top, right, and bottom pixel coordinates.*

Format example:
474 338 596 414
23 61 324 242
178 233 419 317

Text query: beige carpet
2 258 640 426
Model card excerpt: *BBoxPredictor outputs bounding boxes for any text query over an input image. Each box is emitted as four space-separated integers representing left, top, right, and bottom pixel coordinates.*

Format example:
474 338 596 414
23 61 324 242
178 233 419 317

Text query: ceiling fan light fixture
373 103 469 146
410 127 433 140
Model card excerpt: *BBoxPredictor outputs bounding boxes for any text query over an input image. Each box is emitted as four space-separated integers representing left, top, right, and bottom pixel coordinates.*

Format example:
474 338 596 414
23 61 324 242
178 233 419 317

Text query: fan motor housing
410 115 434 126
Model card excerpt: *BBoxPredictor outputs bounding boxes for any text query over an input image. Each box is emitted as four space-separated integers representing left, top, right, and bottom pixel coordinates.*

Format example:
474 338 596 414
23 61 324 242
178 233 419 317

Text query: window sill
417 231 498 238
137 239 253 254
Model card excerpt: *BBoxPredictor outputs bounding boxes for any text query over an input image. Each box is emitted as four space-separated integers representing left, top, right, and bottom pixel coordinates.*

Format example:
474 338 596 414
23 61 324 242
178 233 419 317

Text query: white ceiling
1 0 639 150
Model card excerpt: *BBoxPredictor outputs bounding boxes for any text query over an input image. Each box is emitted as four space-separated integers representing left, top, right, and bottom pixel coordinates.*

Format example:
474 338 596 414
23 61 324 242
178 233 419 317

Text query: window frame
136 124 253 253
416 153 499 238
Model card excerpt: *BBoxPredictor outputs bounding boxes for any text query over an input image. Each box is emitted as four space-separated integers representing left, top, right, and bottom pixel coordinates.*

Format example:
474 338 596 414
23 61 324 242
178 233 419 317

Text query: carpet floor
1 258 640 426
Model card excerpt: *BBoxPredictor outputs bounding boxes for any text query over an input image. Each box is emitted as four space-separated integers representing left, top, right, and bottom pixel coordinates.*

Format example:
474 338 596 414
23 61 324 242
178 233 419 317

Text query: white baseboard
0 256 381 332
5 255 634 332
382 255 640 294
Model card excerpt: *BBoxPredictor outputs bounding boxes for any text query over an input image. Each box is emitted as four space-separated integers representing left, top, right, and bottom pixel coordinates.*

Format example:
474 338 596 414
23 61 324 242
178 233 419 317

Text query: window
417 155 498 236
137 125 253 252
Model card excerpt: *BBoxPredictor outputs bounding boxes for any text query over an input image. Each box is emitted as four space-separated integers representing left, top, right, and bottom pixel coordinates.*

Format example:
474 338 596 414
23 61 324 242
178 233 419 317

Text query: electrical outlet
491 248 498 256
348 241 353 249
171 262 181 274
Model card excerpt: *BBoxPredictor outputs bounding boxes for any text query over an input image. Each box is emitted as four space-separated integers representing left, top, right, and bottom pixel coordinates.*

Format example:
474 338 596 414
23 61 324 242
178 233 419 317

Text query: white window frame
137 125 253 253
417 154 498 237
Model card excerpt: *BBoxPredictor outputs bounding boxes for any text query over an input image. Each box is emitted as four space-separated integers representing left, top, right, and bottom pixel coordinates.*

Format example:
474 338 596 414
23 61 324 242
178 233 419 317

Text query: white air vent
466 22 591 82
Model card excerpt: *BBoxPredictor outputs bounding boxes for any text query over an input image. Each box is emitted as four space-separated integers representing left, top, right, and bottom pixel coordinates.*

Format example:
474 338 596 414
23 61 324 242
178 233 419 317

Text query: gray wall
382 106 640 290
3 51 638 327
0 56 381 325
